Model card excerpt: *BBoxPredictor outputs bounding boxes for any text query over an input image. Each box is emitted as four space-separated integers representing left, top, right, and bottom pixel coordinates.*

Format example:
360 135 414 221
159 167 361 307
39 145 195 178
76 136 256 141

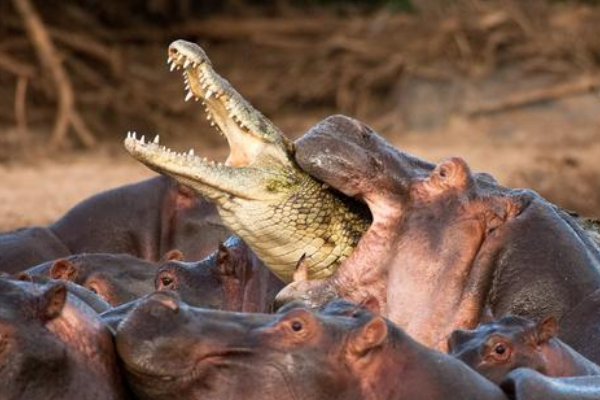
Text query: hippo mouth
125 348 254 383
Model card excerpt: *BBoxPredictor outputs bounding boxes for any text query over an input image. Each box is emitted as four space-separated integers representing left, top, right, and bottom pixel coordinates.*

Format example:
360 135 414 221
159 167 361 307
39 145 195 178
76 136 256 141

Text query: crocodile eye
291 320 303 332
161 276 173 287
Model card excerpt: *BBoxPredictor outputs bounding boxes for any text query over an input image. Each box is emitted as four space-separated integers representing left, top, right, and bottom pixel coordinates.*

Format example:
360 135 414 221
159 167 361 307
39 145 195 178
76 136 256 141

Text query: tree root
12 0 96 148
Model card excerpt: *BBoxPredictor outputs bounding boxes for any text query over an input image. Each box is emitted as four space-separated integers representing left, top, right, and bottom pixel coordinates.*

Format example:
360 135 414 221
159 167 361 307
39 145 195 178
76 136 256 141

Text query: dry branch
0 51 35 77
467 75 600 117
14 76 29 143
11 0 96 148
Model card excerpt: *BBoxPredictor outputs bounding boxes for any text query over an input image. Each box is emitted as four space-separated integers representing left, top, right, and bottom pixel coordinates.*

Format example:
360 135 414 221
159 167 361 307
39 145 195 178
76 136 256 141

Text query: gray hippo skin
501 368 600 400
23 252 181 306
115 294 508 400
156 236 283 312
0 277 129 400
279 115 600 354
0 176 230 274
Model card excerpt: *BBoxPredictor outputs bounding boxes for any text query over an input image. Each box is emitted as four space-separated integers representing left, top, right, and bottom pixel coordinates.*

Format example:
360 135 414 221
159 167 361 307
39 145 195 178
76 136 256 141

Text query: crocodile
124 40 370 283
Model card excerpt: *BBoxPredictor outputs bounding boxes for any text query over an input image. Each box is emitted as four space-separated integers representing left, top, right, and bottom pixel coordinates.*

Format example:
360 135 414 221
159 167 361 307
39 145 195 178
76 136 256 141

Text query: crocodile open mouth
125 40 292 176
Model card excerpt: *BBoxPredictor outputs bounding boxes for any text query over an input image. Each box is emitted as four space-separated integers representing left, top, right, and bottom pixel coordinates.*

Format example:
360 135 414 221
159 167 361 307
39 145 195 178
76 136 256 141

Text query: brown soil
1 1 600 232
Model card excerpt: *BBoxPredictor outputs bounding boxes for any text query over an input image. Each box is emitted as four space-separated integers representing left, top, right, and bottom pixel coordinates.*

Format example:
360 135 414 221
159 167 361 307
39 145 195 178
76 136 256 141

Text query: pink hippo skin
449 315 600 384
277 115 600 355
115 294 509 400
0 277 130 400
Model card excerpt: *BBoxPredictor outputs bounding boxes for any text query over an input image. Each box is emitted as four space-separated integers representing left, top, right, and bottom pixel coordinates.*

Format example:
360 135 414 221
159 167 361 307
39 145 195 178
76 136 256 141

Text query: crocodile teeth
132 131 137 140
167 56 172 65
188 149 194 156
170 63 176 72
140 135 145 144
185 91 193 102
153 135 160 144
177 54 183 61
183 60 191 69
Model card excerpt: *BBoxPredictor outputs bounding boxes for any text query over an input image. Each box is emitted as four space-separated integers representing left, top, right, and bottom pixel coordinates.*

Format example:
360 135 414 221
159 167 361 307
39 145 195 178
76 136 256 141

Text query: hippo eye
291 320 303 332
489 342 511 361
494 343 506 355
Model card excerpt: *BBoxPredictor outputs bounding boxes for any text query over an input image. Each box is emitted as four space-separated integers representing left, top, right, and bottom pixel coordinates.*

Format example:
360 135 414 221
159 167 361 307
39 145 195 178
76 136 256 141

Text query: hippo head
0 279 69 397
43 253 162 306
295 115 503 226
286 115 536 349
115 293 397 400
156 236 283 312
154 256 225 309
448 315 559 383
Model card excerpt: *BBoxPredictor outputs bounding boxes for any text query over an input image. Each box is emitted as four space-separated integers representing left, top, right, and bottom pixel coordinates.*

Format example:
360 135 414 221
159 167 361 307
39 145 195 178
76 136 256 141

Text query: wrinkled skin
448 315 600 384
156 236 283 312
0 278 128 400
116 294 508 400
501 368 600 400
278 115 600 352
24 252 180 306
558 289 600 365
0 176 230 274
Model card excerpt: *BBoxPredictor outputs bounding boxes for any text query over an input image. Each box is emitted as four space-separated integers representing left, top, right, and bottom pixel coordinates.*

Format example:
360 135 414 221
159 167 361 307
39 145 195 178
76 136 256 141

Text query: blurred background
0 0 599 230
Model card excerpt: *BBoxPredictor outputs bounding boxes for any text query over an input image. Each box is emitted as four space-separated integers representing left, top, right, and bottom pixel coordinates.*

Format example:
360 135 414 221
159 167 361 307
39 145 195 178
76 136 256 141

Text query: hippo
556 288 600 365
0 176 230 274
0 227 70 274
115 293 508 400
0 277 129 400
14 272 112 313
448 315 600 384
155 236 283 312
501 368 600 400
276 115 600 354
23 251 183 306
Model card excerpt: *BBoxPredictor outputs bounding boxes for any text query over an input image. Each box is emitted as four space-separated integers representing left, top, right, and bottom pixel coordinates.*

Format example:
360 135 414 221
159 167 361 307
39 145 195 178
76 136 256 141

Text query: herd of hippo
2 40 600 400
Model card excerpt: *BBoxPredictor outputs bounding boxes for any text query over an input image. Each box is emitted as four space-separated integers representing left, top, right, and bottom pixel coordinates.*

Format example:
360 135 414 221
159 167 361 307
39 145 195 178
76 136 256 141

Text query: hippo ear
351 316 388 356
37 282 67 321
447 329 471 353
161 249 185 262
430 157 473 191
359 296 380 314
14 271 33 282
536 316 558 344
49 259 79 281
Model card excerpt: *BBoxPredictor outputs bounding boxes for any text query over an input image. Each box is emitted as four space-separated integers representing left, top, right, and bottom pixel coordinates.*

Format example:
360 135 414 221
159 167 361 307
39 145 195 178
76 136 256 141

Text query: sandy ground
2 92 599 233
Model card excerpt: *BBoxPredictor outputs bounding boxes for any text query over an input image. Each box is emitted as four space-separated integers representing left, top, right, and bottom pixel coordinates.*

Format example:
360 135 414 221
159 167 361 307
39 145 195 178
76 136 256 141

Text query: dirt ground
1 2 600 232
2 89 599 232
